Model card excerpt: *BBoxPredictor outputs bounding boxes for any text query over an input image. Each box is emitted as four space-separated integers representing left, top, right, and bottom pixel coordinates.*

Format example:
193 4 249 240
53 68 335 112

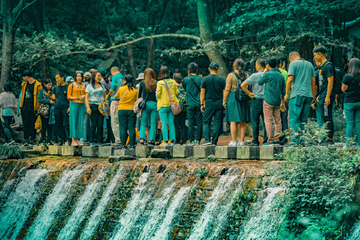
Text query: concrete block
98 146 115 158
33 146 48 154
82 146 98 157
215 146 237 159
173 146 194 158
237 146 260 160
48 146 62 155
260 146 284 160
150 149 172 159
114 149 136 157
136 146 153 158
18 146 33 152
62 146 81 156
153 146 173 155
193 146 216 158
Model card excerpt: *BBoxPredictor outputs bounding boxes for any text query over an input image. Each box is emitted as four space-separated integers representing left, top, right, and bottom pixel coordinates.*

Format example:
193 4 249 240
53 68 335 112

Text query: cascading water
57 168 107 240
0 169 48 240
348 220 360 240
238 187 284 240
26 167 85 240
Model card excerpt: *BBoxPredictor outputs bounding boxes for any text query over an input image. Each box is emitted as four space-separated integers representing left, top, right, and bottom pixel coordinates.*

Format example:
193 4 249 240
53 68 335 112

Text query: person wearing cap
106 66 124 145
66 76 74 85
136 73 144 89
200 62 226 145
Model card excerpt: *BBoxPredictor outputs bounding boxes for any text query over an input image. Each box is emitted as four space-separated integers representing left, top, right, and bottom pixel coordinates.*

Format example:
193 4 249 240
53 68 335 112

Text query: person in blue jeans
156 66 179 146
342 58 360 148
139 68 158 146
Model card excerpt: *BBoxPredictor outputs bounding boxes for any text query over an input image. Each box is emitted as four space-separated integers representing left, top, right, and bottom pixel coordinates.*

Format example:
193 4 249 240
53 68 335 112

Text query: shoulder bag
163 80 181 115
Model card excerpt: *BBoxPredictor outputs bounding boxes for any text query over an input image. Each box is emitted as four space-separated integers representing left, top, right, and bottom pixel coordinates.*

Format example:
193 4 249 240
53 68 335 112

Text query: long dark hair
158 66 170 80
43 78 52 91
90 71 102 89
233 58 245 78
349 58 360 84
173 73 182 84
74 71 84 82
124 74 135 90
3 83 12 92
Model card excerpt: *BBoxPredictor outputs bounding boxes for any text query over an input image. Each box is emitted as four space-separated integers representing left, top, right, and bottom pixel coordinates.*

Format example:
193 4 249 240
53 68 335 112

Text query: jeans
105 117 114 142
187 106 203 142
22 107 36 141
263 101 282 142
159 107 175 142
110 101 120 143
280 101 289 145
118 110 136 147
289 96 312 143
55 108 70 142
89 104 104 143
344 102 360 146
140 101 158 142
174 110 187 144
318 97 335 140
316 101 335 128
40 115 52 142
203 106 224 144
2 116 13 141
251 99 267 145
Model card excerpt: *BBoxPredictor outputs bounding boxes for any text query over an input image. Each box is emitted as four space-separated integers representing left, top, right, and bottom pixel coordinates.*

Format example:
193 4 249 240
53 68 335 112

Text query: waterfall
153 187 190 240
138 183 176 240
26 167 85 240
0 169 48 240
57 168 107 240
111 172 151 240
187 175 238 240
348 220 360 240
80 166 125 240
238 187 283 240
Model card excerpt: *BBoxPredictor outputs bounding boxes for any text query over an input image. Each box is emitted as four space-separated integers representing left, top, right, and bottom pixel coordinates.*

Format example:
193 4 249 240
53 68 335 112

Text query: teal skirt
225 91 250 123
69 102 86 138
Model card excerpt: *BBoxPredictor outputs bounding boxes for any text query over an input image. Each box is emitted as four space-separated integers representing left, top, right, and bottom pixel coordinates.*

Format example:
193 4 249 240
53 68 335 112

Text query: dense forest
1 0 359 95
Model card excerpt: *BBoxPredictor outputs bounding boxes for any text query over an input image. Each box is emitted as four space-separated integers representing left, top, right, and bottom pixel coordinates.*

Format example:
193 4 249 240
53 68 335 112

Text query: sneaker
97 142 103 147
140 142 145 145
112 142 121 146
102 142 110 146
228 141 237 147
248 142 258 147
263 142 276 146
201 141 212 146
188 141 195 146
285 142 298 147
22 141 29 146
195 141 200 146
7 140 15 146
159 141 169 146
129 146 135 150
91 142 97 146
237 141 245 147
168 141 175 146
148 141 155 146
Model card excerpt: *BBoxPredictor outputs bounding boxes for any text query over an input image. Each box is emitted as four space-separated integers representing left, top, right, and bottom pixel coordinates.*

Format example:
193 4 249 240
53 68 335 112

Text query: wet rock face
0 158 276 239
150 149 172 159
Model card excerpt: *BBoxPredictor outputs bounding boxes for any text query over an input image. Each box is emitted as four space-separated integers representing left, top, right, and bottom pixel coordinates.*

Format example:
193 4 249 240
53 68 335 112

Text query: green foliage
204 155 218 162
272 125 360 239
0 145 23 159
195 166 208 179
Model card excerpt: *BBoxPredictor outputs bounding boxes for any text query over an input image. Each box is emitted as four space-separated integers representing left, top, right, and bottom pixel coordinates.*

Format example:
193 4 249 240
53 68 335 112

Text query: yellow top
156 78 179 110
67 83 86 103
115 85 139 110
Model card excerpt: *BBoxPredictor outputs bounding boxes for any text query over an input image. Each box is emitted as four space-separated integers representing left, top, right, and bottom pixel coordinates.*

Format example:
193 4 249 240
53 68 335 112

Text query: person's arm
342 83 348 92
114 87 121 99
285 75 294 102
311 77 316 101
67 84 79 101
200 88 205 112
156 83 162 99
38 90 51 104
223 83 231 107
85 92 91 115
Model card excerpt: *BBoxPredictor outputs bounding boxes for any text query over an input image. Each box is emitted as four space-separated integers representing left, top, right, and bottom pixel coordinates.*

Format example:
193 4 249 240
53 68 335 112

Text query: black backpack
233 72 250 103
323 61 343 95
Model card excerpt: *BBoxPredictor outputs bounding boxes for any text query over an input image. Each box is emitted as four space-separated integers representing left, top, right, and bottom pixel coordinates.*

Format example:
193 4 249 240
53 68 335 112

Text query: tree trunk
106 26 122 67
298 34 313 62
1 25 15 88
127 42 138 77
331 11 342 68
197 0 228 77
147 38 156 69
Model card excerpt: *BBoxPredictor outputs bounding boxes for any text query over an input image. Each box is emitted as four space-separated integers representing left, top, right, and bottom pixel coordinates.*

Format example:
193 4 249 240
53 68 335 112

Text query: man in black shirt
313 45 335 144
19 69 42 145
200 62 226 145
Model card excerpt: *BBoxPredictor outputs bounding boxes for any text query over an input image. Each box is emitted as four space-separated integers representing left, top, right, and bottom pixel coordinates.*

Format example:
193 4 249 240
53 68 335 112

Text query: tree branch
12 0 38 29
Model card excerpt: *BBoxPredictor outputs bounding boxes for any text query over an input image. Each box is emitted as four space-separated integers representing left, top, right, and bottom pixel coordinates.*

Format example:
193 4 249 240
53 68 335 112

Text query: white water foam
0 169 48 240
26 167 85 240
238 187 283 240
187 175 238 240
80 166 125 240
347 219 360 240
153 187 190 240
57 168 107 240
112 172 151 240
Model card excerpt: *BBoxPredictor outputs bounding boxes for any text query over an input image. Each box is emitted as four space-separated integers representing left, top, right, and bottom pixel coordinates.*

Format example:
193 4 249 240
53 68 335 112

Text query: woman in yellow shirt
156 66 179 146
67 71 86 146
115 74 139 149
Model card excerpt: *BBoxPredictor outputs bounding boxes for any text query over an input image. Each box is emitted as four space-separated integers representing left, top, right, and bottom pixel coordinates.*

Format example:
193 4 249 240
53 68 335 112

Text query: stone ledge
82 146 98 157
62 146 82 156
114 149 136 157
237 146 260 160
259 146 284 160
193 146 215 158
173 146 193 158
215 146 237 159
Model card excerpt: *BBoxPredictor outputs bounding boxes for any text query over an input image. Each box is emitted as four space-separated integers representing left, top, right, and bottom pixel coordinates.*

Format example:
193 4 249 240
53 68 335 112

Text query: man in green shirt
258 56 286 145
278 58 289 145
182 62 203 145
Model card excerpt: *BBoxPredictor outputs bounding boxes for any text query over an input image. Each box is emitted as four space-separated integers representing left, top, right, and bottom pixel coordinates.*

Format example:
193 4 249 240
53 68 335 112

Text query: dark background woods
1 0 360 96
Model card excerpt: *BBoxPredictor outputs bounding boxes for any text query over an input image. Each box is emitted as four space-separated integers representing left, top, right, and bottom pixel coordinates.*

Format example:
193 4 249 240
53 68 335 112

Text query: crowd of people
0 45 359 149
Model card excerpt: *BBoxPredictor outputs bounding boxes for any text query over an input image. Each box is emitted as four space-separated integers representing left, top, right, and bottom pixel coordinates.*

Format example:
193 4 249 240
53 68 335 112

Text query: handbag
34 115 42 130
233 72 251 103
38 90 50 117
163 80 181 115
133 90 148 113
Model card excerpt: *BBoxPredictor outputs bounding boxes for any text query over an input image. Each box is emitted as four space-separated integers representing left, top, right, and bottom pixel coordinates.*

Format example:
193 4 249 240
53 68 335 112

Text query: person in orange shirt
68 71 86 146
114 74 139 150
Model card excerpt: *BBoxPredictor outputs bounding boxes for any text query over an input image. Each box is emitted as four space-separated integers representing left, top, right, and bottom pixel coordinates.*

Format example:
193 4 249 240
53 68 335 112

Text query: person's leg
61 108 70 144
263 101 274 142
273 106 282 142
180 111 187 144
118 110 127 146
316 100 324 128
29 111 36 142
77 104 86 141
168 110 176 142
128 111 137 147
202 107 214 143
89 105 98 143
187 107 195 142
230 122 238 142
280 101 289 145
159 107 169 142
2 116 13 141
55 109 65 143
239 122 246 142
40 115 47 142
174 114 181 143
21 108 31 142
149 103 158 142
96 108 104 143
299 97 313 132
319 97 335 142
289 97 300 143
212 106 224 145
251 100 260 145
344 103 355 147
69 102 77 140
354 104 360 147
195 107 203 143
110 101 120 143
140 106 150 142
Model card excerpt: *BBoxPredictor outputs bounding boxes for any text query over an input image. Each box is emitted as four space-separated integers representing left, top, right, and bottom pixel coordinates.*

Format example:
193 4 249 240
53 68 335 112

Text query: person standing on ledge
285 52 316 146
200 62 226 146
241 58 268 146
19 69 42 146
258 56 286 146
